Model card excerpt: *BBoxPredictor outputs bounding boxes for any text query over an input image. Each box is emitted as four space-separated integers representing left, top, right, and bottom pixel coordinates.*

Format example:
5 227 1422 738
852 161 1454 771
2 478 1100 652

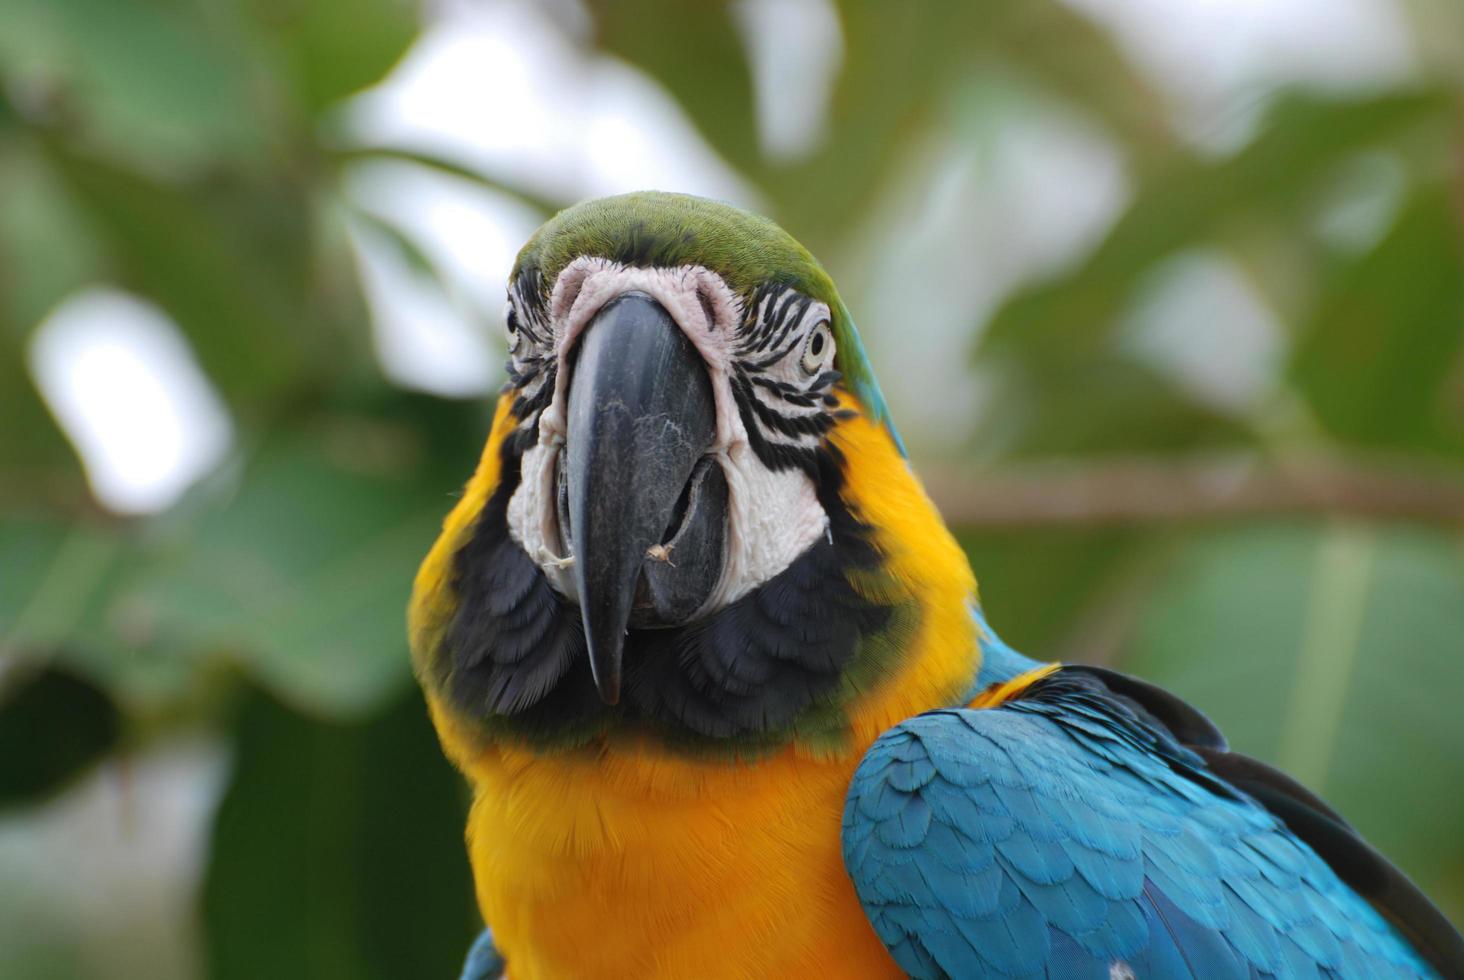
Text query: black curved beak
562 292 726 705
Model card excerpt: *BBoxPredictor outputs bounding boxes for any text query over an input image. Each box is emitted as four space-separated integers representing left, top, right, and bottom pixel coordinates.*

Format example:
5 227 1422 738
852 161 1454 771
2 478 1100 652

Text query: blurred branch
925 453 1464 527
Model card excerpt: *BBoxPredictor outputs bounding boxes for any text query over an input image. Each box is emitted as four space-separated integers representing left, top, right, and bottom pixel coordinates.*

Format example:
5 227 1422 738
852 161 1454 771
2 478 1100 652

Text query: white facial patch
504 258 831 613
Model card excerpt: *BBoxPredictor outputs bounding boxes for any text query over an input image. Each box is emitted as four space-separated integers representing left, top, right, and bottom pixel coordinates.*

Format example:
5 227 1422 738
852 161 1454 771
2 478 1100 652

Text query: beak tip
583 623 625 706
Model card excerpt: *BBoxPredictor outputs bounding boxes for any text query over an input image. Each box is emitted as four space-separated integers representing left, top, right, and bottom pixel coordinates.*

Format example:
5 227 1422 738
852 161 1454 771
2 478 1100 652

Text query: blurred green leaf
3 397 487 717
203 687 476 980
0 349 77 485
0 86 17 134
978 0 1180 170
0 664 120 808
121 435 437 715
981 90 1452 358
39 139 319 406
0 144 103 481
0 144 108 335
0 519 125 657
114 396 485 716
972 356 1254 456
1120 521 1464 923
757 0 970 243
961 526 1153 657
589 0 760 177
0 516 239 711
0 0 266 172
243 0 419 115
753 0 1175 247
1290 186 1464 455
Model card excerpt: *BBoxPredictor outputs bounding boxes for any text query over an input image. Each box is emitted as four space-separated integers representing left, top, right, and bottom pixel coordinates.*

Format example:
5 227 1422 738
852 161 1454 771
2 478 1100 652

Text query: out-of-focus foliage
1 0 1462 976
0 664 118 806
204 687 475 980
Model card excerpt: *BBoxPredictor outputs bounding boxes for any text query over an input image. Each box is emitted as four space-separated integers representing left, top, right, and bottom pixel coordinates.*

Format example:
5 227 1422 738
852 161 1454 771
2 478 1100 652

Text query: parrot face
502 255 843 702
410 191 969 752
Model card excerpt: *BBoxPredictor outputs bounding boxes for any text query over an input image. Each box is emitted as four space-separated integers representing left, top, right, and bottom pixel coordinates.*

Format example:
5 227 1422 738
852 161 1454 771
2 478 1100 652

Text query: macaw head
412 192 977 756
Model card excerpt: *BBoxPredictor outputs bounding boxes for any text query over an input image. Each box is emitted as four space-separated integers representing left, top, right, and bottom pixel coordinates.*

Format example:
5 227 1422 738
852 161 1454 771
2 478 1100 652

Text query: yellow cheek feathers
820 395 980 750
408 394 517 684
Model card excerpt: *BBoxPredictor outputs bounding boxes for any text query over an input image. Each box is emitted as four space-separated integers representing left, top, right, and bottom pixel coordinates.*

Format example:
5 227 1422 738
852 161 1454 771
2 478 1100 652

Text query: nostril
557 271 587 319
696 284 718 330
638 457 727 626
555 451 572 552
659 456 715 548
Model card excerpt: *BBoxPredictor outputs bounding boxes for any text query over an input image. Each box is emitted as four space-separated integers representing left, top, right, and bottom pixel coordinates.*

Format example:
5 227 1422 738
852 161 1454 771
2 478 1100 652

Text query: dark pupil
507 310 518 333
810 332 824 355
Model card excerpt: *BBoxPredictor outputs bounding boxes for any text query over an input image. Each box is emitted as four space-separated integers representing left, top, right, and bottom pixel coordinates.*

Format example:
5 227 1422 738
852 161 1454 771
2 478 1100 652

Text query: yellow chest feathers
461 740 902 980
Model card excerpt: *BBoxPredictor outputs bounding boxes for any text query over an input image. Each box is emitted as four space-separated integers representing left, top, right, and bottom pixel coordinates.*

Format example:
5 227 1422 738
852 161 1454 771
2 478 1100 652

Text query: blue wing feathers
458 928 506 980
1141 880 1251 979
843 675 1439 978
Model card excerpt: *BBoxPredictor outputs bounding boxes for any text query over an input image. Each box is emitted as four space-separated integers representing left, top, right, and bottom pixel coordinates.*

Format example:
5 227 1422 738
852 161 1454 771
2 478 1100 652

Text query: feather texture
843 669 1439 979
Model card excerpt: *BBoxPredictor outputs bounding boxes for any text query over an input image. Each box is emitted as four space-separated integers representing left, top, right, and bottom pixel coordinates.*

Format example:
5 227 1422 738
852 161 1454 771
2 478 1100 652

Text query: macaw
409 191 1463 979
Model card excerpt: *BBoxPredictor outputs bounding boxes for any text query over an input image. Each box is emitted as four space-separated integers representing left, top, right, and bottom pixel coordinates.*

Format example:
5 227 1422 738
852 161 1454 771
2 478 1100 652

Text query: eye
801 321 834 374
505 306 522 355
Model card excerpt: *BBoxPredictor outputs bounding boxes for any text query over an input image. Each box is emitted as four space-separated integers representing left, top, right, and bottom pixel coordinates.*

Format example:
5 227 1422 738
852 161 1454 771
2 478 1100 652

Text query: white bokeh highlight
733 0 843 162
1121 250 1285 412
857 102 1130 451
1312 151 1408 253
347 162 543 397
28 289 234 514
0 739 227 980
1064 0 1416 149
344 0 759 206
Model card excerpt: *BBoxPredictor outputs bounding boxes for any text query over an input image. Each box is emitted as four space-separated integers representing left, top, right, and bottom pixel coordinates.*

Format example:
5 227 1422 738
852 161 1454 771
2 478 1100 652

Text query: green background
2 1 1462 976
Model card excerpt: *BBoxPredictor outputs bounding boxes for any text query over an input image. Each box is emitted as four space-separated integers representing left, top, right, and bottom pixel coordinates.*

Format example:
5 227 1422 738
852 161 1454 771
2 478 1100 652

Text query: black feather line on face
732 372 836 442
433 424 894 749
766 293 811 355
749 375 808 398
731 388 821 476
504 267 557 427
509 361 556 421
738 282 780 353
512 266 547 313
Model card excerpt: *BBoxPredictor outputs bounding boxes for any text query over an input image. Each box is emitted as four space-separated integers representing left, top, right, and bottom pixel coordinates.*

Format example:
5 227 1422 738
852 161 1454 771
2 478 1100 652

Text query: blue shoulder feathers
843 664 1458 978
459 928 505 980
